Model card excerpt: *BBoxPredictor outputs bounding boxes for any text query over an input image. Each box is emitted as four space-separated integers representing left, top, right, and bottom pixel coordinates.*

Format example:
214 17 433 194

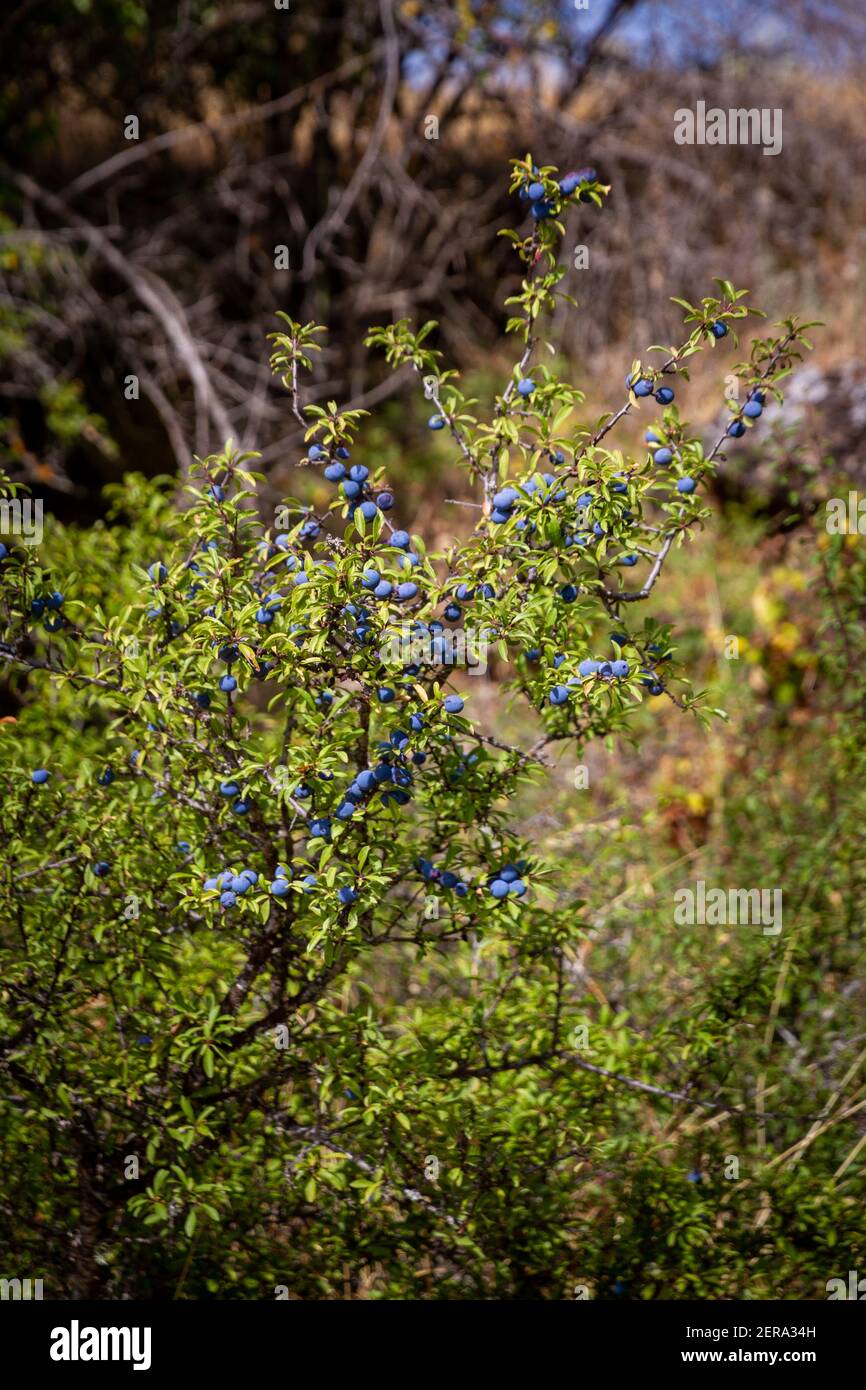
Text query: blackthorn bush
0 158 826 1299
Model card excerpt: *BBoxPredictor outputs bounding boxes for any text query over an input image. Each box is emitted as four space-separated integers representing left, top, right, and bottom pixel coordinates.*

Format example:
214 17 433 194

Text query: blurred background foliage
1 0 865 508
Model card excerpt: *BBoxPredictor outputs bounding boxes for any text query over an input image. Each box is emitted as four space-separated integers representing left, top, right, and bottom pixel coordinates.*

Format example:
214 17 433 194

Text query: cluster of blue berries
305 725 427 833
265 862 320 898
29 589 65 632
726 388 765 438
490 473 566 527
517 165 597 220
548 655 630 706
360 553 420 604
451 580 496 602
626 373 675 406
639 644 668 696
310 441 395 525
645 433 698 495
418 858 470 897
488 863 528 900
204 865 259 908
560 485 640 563
203 861 350 907
218 778 253 815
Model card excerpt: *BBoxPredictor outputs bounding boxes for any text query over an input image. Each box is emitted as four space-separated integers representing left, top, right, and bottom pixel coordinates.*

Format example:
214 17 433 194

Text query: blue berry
31 768 50 784
517 378 535 397
710 321 728 338
443 694 464 714
677 477 697 494
428 415 445 430
633 379 654 398
653 448 673 467
270 878 291 897
655 386 675 405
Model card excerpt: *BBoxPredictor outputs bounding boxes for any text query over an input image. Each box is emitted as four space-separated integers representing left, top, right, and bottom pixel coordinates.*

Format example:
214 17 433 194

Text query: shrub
0 158 833 1300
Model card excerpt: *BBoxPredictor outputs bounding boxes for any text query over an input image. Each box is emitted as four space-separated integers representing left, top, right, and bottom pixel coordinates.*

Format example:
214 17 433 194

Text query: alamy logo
825 492 866 534
674 879 782 936
0 497 43 545
826 1270 866 1300
49 1320 152 1371
674 101 783 156
379 625 488 675
0 1276 43 1299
